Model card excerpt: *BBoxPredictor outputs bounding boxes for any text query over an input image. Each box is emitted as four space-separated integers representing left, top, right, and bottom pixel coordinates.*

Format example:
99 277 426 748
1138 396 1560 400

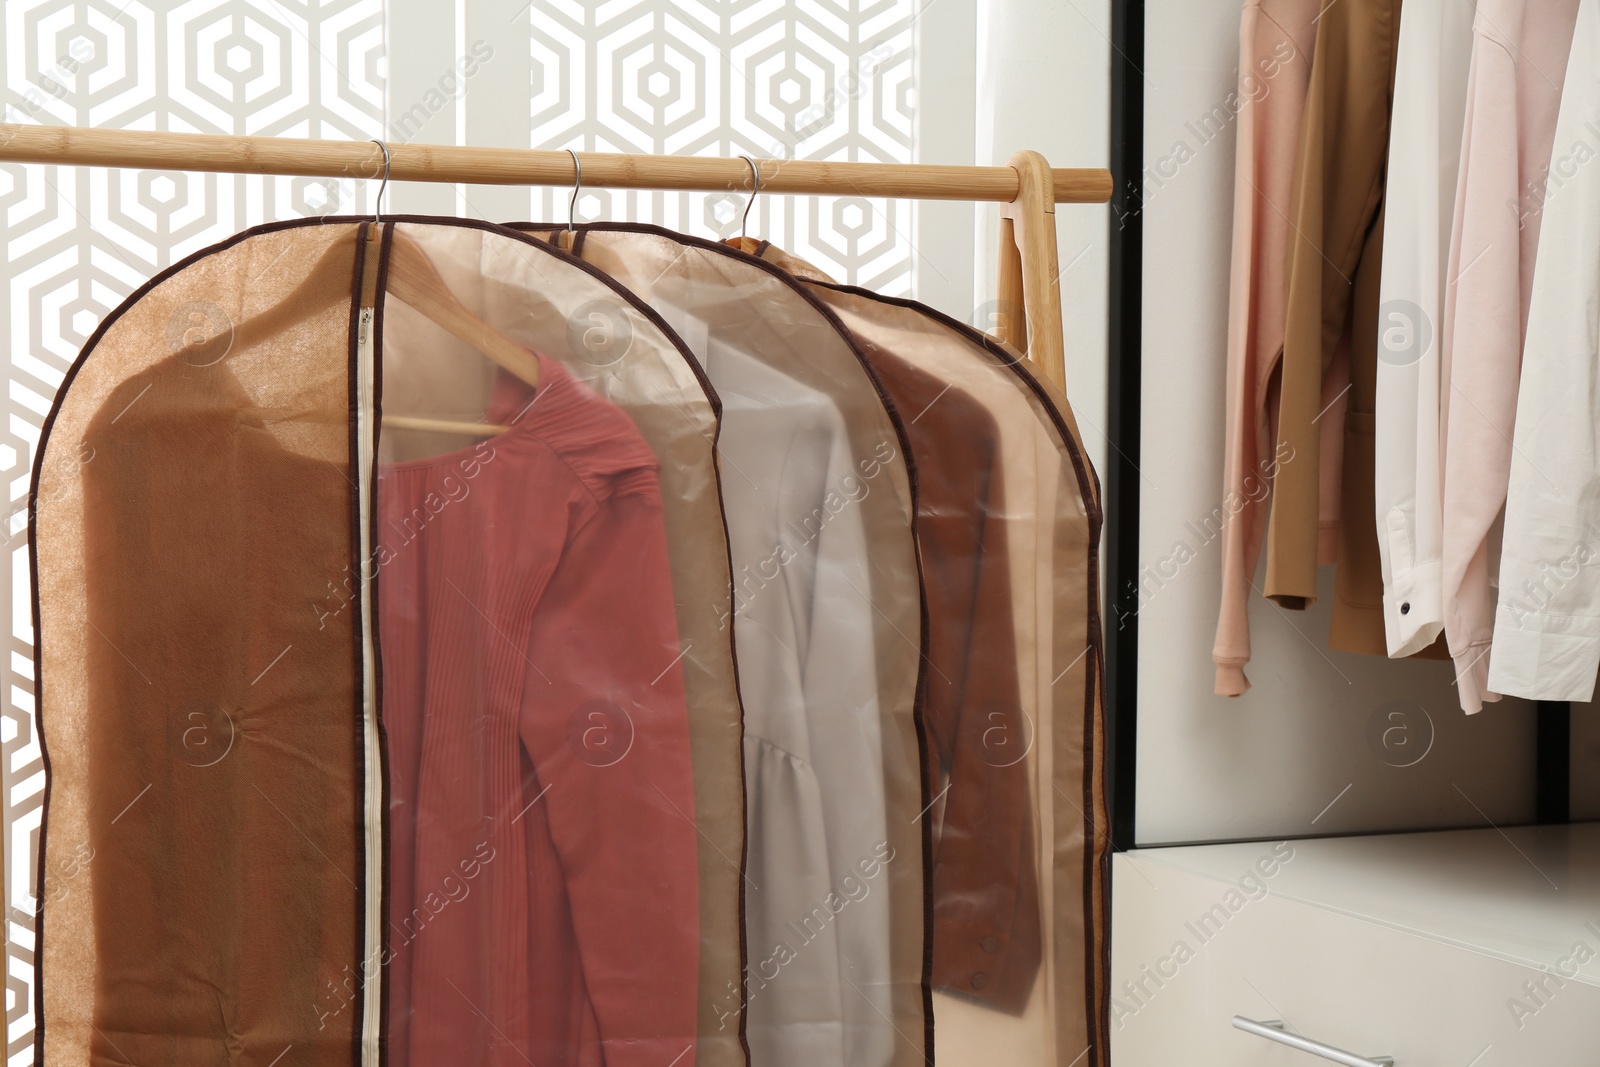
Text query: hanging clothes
511 222 928 1067
376 220 746 1067
31 218 747 1067
30 197 1110 1067
376 358 698 1067
764 257 1042 1010
744 238 1110 1067
1263 0 1402 660
1212 0 1322 696
1372 0 1475 659
1487 0 1600 702
1438 0 1581 712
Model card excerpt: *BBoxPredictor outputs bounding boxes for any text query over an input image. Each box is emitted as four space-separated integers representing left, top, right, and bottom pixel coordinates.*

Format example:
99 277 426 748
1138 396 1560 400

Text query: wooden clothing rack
0 124 1112 392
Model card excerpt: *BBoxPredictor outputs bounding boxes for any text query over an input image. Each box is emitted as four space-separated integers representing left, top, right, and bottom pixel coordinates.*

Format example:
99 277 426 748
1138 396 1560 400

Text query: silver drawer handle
1232 1017 1395 1067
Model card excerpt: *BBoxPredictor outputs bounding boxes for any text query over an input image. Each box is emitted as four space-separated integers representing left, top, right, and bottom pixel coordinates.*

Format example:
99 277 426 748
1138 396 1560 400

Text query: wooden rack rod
0 124 1112 205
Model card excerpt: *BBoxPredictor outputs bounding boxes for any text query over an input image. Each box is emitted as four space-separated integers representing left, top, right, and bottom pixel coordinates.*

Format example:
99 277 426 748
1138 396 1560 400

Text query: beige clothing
1265 0 1403 662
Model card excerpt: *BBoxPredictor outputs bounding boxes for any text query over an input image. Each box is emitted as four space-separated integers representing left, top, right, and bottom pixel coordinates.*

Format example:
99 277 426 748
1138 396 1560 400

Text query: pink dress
376 356 701 1067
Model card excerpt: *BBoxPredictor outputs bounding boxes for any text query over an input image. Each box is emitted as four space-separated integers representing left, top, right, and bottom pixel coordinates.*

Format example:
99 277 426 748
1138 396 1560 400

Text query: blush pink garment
1213 0 1322 696
1488 0 1600 702
1440 0 1580 713
377 356 701 1067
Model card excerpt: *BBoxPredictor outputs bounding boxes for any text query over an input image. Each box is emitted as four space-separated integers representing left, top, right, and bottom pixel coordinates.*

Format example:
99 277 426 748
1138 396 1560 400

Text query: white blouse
1372 0 1474 658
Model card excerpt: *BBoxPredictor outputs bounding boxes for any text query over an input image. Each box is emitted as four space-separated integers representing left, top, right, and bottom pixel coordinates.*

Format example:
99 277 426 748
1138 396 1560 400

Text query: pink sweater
378 358 701 1066
1213 0 1322 695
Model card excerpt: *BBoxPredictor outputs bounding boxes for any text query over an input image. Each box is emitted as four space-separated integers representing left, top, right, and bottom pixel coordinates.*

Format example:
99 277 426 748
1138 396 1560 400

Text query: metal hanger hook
567 149 582 233
368 139 390 224
740 155 760 240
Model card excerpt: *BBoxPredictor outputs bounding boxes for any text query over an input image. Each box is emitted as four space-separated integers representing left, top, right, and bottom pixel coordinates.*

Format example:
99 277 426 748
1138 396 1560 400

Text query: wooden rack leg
998 149 1067 392
996 215 1028 354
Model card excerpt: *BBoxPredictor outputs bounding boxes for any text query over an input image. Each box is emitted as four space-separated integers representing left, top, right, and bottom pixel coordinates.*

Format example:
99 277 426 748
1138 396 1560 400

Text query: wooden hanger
156 227 528 440
381 228 541 390
373 226 542 438
361 137 538 439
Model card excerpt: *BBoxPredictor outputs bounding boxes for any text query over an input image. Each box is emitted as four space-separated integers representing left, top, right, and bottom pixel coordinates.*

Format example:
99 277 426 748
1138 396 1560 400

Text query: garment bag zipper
355 303 384 1065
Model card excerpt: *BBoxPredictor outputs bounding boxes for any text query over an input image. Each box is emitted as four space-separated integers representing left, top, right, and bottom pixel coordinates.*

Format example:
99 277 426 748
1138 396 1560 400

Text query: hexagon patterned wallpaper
0 1 914 1058
521 1 914 291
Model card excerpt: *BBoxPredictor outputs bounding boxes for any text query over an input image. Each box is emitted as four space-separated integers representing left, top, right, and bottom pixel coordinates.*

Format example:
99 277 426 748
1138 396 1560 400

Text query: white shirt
677 324 896 1067
1372 0 1475 657
1488 0 1600 701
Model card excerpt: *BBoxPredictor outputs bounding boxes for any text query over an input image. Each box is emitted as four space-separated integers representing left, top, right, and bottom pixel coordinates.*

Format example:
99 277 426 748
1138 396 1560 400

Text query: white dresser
1111 823 1600 1065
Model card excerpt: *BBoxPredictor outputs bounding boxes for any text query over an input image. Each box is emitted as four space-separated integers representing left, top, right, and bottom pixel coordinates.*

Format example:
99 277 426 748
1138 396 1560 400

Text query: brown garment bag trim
362 221 391 1066
349 221 380 1067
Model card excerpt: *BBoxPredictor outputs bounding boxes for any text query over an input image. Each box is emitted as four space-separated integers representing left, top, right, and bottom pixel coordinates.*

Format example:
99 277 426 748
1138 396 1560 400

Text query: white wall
977 0 1112 478
912 0 978 323
914 0 1110 475
1135 0 1536 844
388 1 920 286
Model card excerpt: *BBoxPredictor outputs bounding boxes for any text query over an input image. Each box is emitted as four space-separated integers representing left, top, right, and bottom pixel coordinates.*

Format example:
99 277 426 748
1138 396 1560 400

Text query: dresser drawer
1110 832 1600 1065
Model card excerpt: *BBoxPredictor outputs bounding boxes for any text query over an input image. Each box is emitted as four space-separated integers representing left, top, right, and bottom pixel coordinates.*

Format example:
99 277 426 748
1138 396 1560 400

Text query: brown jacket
1266 0 1403 656
739 241 1040 1008
852 322 1044 1009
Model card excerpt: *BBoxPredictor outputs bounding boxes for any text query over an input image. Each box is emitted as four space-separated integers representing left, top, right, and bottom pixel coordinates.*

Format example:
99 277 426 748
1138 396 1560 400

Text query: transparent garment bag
513 224 928 1067
746 242 1111 1067
373 220 747 1067
31 218 747 1067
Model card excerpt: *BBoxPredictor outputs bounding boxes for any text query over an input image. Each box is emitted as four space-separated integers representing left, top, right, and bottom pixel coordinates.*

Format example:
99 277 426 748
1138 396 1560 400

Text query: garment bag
745 241 1110 1067
369 220 748 1067
33 221 367 1067
514 223 927 1067
30 217 746 1067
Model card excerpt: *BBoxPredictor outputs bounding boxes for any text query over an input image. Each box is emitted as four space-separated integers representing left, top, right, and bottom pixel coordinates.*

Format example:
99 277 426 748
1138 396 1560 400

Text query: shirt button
970 972 988 991
1400 602 1410 615
980 936 999 953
